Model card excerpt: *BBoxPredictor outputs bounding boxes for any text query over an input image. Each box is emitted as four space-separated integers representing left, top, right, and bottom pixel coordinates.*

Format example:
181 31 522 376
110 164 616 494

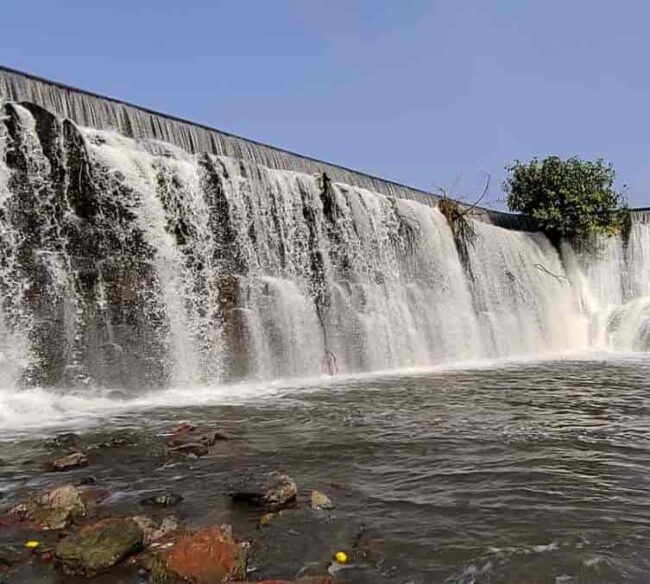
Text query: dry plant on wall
435 174 491 266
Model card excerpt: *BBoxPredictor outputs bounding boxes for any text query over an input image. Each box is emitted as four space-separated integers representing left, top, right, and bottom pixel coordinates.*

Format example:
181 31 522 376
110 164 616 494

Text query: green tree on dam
503 156 628 242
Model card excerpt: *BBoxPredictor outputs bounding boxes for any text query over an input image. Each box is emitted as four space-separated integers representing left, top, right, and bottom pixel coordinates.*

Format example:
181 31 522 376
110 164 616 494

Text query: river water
2 354 650 583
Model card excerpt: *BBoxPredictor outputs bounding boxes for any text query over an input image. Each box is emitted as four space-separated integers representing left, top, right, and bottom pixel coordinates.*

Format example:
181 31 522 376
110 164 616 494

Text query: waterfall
562 211 650 351
0 67 648 391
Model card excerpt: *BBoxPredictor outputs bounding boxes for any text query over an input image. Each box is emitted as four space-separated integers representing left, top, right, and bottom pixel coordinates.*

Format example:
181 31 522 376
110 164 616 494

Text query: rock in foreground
55 517 144 576
9 484 87 530
150 525 247 583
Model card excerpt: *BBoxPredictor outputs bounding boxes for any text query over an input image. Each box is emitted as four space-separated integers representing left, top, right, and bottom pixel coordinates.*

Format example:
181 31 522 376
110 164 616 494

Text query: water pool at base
2 355 650 583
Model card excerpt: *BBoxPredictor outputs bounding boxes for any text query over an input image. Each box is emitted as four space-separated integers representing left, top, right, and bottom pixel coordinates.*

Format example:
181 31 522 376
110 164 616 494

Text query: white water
0 351 634 437
0 88 649 431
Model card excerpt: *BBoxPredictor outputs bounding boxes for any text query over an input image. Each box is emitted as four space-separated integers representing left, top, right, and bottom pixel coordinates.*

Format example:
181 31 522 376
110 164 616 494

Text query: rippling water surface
2 355 650 583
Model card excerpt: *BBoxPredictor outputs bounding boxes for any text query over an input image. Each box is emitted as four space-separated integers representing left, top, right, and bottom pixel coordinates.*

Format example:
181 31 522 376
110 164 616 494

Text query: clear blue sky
2 1 650 207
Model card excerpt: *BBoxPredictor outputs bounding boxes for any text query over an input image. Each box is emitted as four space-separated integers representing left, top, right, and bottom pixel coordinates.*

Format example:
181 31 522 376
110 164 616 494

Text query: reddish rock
152 525 246 583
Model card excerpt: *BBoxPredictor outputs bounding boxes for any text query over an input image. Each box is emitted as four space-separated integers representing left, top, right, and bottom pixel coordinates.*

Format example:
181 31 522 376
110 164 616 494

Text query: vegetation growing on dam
504 156 628 242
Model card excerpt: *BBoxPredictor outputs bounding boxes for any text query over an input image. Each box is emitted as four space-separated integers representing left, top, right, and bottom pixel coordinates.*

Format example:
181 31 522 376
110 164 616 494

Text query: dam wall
0 66 647 390
0 65 530 228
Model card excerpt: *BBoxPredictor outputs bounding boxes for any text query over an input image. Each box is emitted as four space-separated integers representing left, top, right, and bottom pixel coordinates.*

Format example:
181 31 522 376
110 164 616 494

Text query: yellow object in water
334 551 348 564
25 540 40 549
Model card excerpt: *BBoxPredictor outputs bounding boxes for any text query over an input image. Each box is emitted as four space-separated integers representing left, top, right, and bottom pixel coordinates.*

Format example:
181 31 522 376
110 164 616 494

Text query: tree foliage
503 156 628 242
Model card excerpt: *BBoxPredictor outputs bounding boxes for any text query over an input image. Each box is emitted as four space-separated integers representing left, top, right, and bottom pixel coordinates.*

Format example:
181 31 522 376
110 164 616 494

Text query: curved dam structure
0 66 648 389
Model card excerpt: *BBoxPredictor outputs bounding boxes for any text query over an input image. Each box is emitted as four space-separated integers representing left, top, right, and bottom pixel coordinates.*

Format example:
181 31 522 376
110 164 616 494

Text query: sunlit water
2 354 650 583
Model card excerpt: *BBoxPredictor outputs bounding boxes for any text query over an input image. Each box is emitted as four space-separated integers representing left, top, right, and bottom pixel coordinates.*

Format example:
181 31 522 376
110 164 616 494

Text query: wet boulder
150 524 247 583
229 471 297 510
310 490 334 511
46 451 89 472
55 517 144 576
9 484 87 530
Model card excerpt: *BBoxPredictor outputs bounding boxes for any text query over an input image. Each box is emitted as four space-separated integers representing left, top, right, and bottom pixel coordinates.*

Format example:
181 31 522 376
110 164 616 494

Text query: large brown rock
151 525 247 583
55 517 144 576
9 484 87 530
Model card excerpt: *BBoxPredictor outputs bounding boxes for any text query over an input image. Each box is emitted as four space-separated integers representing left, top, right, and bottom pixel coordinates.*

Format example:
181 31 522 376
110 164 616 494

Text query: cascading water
563 212 650 351
0 67 648 395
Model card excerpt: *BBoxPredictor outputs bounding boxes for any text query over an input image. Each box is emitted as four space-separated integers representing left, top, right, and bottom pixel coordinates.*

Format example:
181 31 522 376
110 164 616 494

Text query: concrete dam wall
0 66 648 390
0 65 531 229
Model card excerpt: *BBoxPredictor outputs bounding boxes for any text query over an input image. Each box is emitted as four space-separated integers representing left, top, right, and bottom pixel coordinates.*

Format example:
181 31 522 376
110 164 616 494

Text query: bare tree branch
534 263 568 286
458 173 491 217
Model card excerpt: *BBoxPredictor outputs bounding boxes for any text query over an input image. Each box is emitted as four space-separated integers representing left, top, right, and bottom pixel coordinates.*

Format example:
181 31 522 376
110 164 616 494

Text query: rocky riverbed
0 420 377 583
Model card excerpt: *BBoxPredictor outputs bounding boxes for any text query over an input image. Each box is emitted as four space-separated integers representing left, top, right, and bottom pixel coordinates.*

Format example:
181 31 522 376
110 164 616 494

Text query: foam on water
0 349 642 439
